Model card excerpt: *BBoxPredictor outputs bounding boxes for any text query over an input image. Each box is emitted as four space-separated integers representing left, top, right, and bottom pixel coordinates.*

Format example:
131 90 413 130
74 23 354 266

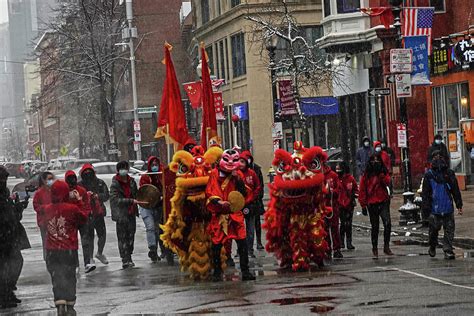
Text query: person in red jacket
206 148 255 282
324 163 343 259
65 170 94 273
335 161 359 250
359 154 393 258
239 151 262 258
33 171 55 260
43 180 87 315
374 141 392 173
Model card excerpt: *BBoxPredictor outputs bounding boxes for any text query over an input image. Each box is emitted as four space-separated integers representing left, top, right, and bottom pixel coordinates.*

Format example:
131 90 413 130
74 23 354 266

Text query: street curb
353 222 474 250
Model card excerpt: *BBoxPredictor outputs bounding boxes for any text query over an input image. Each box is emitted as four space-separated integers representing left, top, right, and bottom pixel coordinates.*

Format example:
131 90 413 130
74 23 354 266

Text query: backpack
429 171 453 215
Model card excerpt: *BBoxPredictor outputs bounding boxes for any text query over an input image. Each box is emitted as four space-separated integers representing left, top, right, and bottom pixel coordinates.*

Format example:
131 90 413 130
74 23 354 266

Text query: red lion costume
264 145 331 271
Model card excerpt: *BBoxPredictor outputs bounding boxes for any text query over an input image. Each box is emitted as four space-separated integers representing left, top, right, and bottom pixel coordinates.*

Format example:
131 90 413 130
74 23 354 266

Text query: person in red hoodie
206 148 255 282
138 156 170 264
359 154 393 258
335 161 358 250
65 170 94 273
33 171 55 260
239 151 262 258
374 141 392 173
43 180 87 315
324 163 343 259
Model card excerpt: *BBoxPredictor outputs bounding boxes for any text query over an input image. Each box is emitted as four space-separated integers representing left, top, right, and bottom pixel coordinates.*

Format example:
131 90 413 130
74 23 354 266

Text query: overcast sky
0 0 8 24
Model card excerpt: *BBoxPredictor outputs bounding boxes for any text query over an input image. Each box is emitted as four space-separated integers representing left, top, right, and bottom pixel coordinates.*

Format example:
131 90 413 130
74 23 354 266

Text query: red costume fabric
337 174 359 209
33 186 52 228
43 181 88 250
206 169 246 244
358 173 391 208
324 166 341 251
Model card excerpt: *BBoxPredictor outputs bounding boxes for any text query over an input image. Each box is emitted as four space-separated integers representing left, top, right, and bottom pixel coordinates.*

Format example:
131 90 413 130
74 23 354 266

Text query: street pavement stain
270 296 336 305
310 304 335 313
356 299 389 306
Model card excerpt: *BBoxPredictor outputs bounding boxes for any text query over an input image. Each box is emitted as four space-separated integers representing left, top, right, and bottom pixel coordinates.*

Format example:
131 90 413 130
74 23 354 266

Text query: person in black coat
427 134 450 166
0 166 30 309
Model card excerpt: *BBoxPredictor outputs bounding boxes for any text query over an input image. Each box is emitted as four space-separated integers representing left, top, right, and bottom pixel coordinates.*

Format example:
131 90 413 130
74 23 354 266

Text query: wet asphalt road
5 178 474 315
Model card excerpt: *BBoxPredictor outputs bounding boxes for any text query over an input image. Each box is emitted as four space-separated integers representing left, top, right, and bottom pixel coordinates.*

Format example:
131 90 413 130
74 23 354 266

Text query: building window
231 33 246 78
219 40 226 80
430 0 445 12
323 0 331 17
337 0 360 14
201 0 210 24
231 0 241 7
205 45 214 75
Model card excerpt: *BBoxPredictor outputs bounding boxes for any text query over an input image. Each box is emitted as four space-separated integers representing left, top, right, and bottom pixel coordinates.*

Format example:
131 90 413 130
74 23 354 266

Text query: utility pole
125 0 142 161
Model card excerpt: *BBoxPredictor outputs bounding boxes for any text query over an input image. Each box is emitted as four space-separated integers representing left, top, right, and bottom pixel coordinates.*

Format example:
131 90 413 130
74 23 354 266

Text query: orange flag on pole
200 45 217 149
155 43 190 148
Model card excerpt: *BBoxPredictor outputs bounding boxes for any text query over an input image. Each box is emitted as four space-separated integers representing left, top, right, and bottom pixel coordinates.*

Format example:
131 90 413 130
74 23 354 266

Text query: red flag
360 7 393 29
155 43 190 147
200 46 217 149
183 81 202 109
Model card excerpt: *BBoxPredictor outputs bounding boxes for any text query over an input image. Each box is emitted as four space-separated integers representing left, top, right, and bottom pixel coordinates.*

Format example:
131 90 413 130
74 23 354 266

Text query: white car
73 162 144 188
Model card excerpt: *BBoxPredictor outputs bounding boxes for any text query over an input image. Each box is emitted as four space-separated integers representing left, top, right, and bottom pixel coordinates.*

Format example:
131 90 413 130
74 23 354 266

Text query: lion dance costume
264 144 331 271
160 146 224 280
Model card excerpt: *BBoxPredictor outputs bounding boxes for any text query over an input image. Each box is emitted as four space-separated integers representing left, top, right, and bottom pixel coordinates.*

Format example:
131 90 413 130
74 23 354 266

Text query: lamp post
125 0 141 161
266 34 279 121
390 0 417 224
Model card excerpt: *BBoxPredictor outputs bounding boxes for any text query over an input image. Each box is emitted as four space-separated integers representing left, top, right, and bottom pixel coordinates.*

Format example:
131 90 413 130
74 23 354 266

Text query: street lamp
390 0 417 225
266 34 279 121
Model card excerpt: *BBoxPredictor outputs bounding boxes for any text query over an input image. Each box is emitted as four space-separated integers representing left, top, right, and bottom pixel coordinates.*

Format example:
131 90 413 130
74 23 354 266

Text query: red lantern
231 114 240 123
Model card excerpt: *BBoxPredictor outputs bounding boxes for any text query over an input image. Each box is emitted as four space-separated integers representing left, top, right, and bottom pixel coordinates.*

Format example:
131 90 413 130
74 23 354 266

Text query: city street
5 179 474 315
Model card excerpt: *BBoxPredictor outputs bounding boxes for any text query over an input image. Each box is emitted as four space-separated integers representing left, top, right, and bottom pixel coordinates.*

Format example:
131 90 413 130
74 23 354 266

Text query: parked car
64 158 100 171
11 172 42 200
73 162 144 188
4 162 24 178
324 148 343 170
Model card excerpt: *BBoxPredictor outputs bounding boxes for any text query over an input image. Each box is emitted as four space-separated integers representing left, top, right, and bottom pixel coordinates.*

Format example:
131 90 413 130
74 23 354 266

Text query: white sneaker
95 253 109 265
84 263 96 273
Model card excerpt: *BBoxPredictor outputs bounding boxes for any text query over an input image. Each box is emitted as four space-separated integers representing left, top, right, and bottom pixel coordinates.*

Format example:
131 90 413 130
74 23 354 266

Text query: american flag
403 7 434 53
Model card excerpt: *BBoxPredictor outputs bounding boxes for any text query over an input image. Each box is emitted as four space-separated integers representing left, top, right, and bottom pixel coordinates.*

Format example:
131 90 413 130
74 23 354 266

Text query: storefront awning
300 97 339 116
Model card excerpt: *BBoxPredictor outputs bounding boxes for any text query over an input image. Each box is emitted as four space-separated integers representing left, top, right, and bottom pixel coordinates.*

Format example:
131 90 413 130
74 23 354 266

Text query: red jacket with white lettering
43 180 88 250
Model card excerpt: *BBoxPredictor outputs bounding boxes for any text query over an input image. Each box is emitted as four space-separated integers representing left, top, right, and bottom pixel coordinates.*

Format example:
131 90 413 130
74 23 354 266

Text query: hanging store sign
395 74 412 98
278 79 298 116
213 92 224 120
404 36 430 85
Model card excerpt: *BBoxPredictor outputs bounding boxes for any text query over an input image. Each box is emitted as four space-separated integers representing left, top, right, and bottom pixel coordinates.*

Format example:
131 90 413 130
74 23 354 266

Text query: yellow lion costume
160 145 226 280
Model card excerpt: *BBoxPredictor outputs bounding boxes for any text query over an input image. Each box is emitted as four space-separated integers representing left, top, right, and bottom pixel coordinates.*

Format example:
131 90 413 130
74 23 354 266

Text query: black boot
237 240 255 281
148 246 159 263
8 292 21 304
56 304 67 316
211 244 223 282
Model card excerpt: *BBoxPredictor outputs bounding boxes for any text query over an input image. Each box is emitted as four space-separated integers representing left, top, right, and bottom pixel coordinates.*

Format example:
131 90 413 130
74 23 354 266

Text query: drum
136 184 161 209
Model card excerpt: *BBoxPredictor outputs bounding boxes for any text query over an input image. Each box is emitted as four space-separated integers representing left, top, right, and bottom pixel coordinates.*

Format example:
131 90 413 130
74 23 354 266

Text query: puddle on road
310 304 335 313
270 296 336 306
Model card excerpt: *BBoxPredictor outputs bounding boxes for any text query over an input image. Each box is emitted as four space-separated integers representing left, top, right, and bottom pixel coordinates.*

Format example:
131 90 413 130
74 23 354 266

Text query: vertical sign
404 36 430 85
397 123 407 148
213 92 224 120
278 80 298 115
395 74 412 98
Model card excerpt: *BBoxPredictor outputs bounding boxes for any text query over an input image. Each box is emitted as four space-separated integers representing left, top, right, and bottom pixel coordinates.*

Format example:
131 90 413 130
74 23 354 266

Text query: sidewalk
352 189 474 249
262 186 474 249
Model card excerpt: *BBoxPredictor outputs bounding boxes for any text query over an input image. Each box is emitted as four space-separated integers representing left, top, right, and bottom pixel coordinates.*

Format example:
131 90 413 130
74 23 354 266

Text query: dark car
325 148 343 171
11 172 42 200
4 162 24 178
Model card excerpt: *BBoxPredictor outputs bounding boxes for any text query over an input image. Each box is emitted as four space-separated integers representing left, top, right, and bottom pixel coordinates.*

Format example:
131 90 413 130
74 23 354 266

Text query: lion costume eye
178 163 189 174
308 158 321 172
276 161 286 174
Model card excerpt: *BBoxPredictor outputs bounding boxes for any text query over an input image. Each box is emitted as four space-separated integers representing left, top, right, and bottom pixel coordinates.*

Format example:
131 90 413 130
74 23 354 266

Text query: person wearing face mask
421 151 462 260
206 149 256 282
238 151 262 258
427 134 450 166
374 141 392 173
335 161 358 250
65 170 94 273
359 154 393 258
138 156 169 264
0 166 30 309
356 136 374 179
79 164 109 265
110 161 139 269
33 171 55 260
